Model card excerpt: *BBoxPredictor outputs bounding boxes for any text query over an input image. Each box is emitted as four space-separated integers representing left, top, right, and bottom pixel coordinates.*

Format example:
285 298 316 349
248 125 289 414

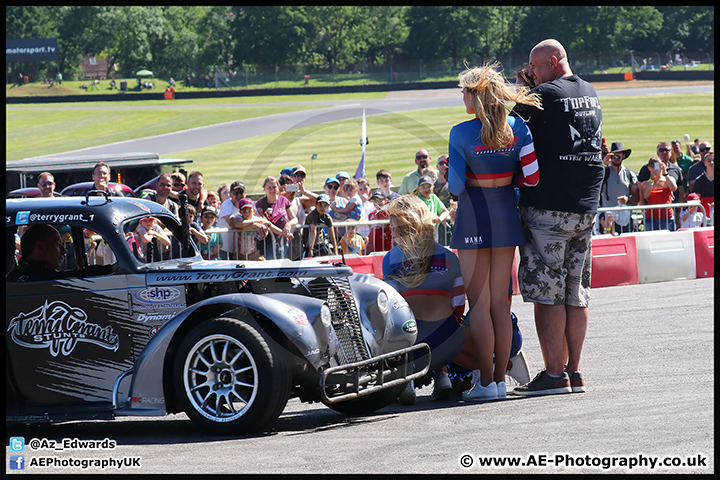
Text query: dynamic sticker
7 300 119 357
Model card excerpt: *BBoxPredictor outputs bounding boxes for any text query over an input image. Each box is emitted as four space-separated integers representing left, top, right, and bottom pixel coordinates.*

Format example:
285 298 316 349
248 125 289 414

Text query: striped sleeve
517 123 539 187
451 275 466 319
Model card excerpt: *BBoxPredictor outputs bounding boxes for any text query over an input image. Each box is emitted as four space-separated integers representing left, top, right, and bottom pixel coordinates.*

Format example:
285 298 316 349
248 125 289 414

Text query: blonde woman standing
448 63 541 401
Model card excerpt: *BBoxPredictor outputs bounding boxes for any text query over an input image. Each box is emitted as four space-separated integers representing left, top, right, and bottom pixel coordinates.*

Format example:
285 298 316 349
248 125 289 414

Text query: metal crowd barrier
597 201 710 235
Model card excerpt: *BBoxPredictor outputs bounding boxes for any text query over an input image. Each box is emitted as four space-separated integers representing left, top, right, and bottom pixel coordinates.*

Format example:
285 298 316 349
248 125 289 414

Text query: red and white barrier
590 235 639 288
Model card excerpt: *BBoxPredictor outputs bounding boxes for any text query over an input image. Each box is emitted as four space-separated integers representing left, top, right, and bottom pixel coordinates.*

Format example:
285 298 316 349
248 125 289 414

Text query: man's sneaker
397 380 416 405
432 371 453 400
462 370 498 401
511 371 572 396
506 350 531 385
568 371 586 393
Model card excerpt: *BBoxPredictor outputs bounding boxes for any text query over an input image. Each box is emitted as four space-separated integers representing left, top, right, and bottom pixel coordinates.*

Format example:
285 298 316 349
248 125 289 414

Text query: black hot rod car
6 193 428 434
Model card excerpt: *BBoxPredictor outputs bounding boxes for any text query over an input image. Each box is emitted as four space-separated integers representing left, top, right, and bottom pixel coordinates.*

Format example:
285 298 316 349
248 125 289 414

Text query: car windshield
123 213 199 264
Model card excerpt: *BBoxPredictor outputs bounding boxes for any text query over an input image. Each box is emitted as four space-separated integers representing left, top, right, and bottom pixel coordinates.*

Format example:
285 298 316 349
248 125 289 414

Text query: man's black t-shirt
512 75 604 214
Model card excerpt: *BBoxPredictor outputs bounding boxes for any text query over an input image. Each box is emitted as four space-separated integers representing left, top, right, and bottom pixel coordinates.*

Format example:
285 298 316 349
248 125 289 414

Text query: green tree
306 6 367 73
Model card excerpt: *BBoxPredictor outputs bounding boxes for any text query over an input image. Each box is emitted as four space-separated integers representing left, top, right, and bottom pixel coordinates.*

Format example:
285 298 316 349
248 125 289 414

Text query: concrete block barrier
690 227 714 278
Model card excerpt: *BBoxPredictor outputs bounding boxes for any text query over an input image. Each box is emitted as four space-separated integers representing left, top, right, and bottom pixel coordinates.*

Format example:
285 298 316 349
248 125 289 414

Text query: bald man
511 39 604 397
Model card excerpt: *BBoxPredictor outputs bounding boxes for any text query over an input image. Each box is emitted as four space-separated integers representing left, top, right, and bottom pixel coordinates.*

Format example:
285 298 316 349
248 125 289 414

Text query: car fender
124 293 329 414
347 273 417 355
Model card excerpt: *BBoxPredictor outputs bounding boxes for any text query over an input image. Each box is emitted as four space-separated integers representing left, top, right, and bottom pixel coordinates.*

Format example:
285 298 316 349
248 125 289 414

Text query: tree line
6 5 714 83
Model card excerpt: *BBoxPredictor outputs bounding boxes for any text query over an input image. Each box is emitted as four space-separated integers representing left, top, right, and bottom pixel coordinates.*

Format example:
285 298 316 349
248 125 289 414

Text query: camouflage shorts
518 206 595 307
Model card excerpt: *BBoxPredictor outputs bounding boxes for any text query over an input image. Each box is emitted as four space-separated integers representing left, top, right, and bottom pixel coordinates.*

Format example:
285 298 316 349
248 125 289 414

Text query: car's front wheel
174 317 290 434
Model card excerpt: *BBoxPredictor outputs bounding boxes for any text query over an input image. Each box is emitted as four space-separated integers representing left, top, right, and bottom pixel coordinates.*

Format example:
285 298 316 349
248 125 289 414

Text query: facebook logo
10 455 25 470
10 436 25 452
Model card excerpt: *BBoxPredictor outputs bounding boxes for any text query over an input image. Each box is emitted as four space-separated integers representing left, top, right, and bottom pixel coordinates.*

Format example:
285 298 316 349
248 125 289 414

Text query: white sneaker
462 370 498 401
397 380 416 405
497 381 507 398
506 351 531 385
432 371 453 400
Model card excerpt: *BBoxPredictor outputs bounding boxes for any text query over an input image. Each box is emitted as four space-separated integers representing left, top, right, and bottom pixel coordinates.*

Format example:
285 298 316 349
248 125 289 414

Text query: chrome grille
305 277 370 364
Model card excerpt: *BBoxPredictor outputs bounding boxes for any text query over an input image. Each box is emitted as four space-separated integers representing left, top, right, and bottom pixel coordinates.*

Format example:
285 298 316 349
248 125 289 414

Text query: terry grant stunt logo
7 300 119 356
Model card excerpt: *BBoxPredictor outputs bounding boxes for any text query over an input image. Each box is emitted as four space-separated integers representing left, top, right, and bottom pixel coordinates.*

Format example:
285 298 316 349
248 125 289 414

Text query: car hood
143 258 354 285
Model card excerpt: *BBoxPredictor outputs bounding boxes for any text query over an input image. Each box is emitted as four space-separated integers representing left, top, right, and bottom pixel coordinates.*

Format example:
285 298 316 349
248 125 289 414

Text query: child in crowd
235 198 267 261
375 169 400 200
356 178 374 240
416 175 450 227
199 206 223 259
339 220 366 255
365 191 392 254
136 216 171 259
335 178 363 221
680 193 705 229
206 190 221 211
186 205 209 246
304 194 339 258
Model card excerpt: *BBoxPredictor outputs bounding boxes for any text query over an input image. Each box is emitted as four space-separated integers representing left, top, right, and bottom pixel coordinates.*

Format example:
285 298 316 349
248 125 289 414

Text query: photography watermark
459 453 709 471
8 437 141 472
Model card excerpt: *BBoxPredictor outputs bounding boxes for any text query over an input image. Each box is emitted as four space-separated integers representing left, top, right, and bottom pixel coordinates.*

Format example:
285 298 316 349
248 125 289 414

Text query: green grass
6 91 714 195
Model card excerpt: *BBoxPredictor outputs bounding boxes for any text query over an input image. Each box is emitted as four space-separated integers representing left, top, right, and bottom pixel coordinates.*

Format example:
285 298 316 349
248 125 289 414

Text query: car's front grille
305 277 370 364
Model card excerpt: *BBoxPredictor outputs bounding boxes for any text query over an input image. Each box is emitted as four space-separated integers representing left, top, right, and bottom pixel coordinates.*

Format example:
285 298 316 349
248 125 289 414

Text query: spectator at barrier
398 149 432 195
217 183 231 205
641 156 677 231
206 190 221 210
218 181 260 260
37 172 56 198
170 172 187 197
416 175 450 229
638 142 685 229
185 171 209 211
336 171 350 187
339 220 366 255
599 142 639 234
365 191 392 254
304 194 339 258
679 193 705 229
186 205 208 248
689 152 714 223
375 169 400 201
335 178 363 221
356 178 374 241
594 212 617 236
199 206 222 259
671 140 694 192
688 141 712 192
255 176 296 260
291 165 318 212
234 198 267 261
434 154 454 208
279 173 306 260
136 216 171 259
145 173 179 218
323 177 344 222
687 138 700 156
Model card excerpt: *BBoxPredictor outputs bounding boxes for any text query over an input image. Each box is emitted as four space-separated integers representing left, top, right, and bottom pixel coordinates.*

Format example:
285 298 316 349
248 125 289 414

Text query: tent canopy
136 69 153 77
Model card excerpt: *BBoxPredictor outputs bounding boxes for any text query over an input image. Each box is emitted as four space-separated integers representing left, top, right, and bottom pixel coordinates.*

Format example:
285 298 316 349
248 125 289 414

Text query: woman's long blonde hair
459 62 542 150
382 195 436 288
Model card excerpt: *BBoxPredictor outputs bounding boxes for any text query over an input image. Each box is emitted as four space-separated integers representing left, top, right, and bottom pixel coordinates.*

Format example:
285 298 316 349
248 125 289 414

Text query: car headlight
320 304 332 327
377 290 389 314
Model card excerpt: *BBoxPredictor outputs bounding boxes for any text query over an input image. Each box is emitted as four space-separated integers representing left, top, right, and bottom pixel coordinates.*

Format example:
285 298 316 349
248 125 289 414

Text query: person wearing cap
290 164 319 211
218 180 265 259
199 206 223 259
398 148 432 195
304 194 339 258
336 171 350 186
416 175 450 227
322 177 345 223
600 142 639 234
679 193 705 229
638 141 686 228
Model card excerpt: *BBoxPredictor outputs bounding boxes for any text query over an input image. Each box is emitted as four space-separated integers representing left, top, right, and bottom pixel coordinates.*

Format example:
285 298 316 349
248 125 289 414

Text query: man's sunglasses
232 189 245 195
325 184 339 190
657 148 670 153
39 181 55 187
416 155 429 159
699 147 712 152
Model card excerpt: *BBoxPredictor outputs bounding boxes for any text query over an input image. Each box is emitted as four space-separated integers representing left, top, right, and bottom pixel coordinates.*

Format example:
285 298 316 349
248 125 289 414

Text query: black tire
173 317 291 435
325 383 407 416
